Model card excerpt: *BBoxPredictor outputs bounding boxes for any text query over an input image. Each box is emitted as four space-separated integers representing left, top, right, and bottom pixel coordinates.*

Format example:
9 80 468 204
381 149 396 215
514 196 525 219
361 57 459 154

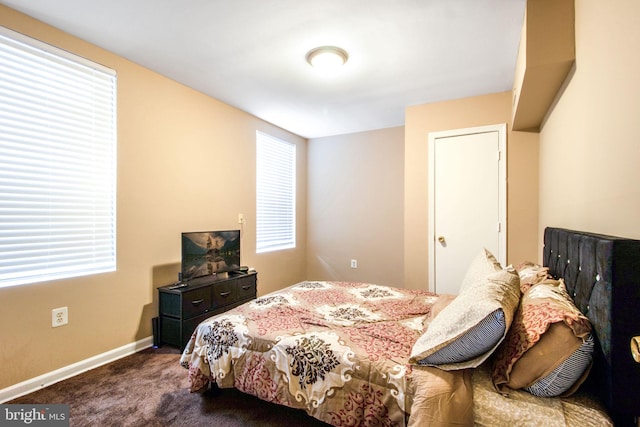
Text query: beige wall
404 92 539 291
307 127 404 286
538 0 640 244
9 0 638 397
0 6 307 390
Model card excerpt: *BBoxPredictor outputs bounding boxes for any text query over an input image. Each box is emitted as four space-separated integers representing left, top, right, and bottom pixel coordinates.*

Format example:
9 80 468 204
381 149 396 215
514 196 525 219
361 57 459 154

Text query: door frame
427 123 507 290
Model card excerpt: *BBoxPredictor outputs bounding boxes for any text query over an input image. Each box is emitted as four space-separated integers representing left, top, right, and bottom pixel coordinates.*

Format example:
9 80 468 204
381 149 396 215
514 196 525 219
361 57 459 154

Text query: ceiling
1 0 526 139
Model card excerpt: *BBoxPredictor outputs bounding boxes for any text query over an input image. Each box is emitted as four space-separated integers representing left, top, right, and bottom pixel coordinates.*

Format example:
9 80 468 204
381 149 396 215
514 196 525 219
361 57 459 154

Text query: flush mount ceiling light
306 46 348 75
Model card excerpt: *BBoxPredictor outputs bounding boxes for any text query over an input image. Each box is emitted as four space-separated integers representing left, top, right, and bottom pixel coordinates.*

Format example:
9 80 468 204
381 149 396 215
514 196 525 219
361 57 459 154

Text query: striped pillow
410 249 521 370
492 278 593 397
417 309 505 365
525 335 594 397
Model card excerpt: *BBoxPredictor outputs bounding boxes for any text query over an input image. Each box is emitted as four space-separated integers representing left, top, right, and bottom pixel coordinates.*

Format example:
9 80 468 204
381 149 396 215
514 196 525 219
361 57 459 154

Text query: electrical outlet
52 307 68 328
351 259 358 269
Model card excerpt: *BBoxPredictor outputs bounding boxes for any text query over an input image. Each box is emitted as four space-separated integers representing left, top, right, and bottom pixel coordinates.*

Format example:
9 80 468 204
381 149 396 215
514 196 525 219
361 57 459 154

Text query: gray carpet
9 346 329 426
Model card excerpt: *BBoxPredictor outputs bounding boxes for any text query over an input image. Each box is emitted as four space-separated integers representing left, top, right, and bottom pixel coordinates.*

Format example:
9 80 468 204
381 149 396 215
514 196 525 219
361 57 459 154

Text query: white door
428 124 506 294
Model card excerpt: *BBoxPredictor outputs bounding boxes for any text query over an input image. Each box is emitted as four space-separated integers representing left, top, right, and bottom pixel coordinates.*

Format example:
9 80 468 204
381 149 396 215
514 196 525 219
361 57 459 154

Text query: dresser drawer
236 276 256 300
182 287 211 318
159 316 181 347
211 281 235 308
182 311 215 349
159 292 181 317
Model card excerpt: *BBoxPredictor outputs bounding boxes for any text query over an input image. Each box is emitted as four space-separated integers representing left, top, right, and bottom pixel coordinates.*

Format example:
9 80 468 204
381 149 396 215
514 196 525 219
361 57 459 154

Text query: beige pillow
515 262 551 293
422 294 456 329
492 278 593 396
460 248 503 292
410 249 521 370
506 322 582 389
430 294 456 319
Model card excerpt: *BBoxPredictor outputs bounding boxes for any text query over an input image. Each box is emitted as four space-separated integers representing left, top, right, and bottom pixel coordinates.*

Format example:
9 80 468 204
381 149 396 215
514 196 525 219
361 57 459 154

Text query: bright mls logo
1 404 69 426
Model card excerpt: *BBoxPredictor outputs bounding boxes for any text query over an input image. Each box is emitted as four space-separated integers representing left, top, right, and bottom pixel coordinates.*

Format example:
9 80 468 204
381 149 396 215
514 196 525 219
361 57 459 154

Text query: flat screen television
181 230 240 281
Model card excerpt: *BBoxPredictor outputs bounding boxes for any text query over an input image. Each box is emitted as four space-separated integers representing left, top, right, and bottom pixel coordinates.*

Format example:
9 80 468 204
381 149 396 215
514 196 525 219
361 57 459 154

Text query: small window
256 131 296 253
0 27 117 288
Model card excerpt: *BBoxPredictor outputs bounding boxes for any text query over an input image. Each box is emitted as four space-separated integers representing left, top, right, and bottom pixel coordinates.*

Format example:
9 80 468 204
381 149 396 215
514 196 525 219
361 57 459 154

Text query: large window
256 131 295 253
0 27 117 288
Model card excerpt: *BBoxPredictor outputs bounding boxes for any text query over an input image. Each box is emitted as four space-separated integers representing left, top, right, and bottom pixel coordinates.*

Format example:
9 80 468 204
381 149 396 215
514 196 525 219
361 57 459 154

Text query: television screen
181 230 240 280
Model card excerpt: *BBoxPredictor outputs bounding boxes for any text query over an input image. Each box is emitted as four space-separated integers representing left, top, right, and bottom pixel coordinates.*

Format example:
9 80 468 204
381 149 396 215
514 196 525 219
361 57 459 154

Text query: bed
180 227 640 426
542 227 640 426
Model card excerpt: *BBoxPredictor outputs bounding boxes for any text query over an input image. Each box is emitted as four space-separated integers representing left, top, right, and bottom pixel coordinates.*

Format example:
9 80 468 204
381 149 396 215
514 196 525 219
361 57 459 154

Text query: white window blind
0 27 117 288
256 132 295 253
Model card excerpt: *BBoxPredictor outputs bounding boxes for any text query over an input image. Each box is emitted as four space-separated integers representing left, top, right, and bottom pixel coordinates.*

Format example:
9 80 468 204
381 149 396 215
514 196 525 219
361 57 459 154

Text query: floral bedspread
180 281 472 427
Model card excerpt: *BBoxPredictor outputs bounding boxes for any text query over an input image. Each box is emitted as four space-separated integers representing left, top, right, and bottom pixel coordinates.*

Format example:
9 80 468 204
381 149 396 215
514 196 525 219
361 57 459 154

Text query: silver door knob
438 236 445 243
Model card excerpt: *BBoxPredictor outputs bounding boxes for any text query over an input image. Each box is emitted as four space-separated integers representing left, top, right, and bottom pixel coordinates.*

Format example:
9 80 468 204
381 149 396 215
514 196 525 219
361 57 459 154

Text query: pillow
429 294 456 319
492 278 593 397
417 309 506 365
422 293 456 330
524 334 594 397
459 248 503 292
410 249 521 370
515 262 551 293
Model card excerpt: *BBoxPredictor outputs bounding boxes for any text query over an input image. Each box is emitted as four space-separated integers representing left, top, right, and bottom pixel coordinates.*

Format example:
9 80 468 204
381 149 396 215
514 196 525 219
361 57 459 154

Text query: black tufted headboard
543 227 640 426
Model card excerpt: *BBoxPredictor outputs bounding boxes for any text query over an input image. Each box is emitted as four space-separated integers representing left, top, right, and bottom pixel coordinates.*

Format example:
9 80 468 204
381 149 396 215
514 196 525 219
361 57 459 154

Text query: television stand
158 271 257 350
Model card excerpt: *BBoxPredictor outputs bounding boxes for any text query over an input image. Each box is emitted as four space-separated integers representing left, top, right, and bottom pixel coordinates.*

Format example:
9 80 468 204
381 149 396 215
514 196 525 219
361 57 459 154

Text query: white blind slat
256 132 295 253
0 26 117 288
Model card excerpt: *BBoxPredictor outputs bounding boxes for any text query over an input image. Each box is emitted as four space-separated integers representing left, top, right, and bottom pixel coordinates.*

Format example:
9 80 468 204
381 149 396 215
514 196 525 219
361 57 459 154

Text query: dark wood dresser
158 271 257 350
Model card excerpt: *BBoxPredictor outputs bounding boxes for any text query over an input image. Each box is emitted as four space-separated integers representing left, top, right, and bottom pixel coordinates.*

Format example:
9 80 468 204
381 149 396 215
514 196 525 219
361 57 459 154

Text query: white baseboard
0 336 153 403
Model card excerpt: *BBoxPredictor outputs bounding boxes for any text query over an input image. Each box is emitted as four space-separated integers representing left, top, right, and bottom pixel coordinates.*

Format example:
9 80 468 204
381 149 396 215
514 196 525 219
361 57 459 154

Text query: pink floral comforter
180 281 472 427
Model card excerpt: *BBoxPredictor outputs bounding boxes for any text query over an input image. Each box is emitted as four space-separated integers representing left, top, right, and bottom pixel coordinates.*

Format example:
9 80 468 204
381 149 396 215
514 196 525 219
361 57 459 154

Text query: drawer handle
191 299 205 305
219 291 231 297
241 285 251 290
